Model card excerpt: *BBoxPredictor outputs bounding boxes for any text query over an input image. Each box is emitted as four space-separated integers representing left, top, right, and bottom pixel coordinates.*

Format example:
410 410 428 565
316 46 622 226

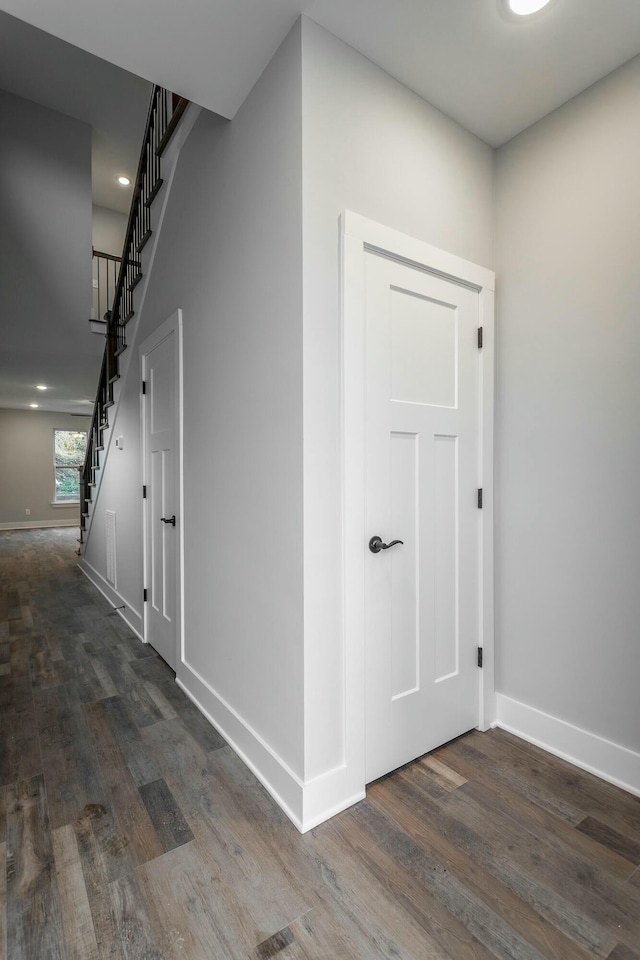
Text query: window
53 429 87 503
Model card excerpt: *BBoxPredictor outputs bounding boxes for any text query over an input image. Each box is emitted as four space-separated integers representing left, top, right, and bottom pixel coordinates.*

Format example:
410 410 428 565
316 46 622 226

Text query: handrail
157 94 190 156
93 249 122 262
80 85 189 543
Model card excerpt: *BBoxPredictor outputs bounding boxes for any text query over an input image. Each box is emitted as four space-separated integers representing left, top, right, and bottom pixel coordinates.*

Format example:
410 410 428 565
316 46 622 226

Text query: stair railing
80 86 189 544
107 87 189 402
92 249 122 327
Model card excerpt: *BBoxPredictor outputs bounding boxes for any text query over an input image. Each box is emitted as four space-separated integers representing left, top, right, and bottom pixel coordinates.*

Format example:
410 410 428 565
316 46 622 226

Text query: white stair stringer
80 103 201 550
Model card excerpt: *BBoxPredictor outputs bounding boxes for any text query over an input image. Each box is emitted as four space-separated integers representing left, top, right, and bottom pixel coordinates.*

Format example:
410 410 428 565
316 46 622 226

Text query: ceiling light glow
117 176 130 186
29 403 39 408
508 0 551 14
36 384 47 390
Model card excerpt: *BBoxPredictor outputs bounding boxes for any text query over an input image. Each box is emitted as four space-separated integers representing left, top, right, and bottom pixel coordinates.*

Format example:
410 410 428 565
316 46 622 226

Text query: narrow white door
365 251 480 782
143 327 179 670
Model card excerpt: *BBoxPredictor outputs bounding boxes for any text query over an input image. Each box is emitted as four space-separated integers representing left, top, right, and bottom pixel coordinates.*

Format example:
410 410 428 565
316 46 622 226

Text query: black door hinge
143 485 147 499
477 488 483 509
143 588 148 602
478 647 483 668
142 381 146 395
478 327 483 349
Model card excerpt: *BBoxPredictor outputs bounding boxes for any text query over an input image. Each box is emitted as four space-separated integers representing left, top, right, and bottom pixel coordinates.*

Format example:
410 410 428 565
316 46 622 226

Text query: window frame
52 428 88 505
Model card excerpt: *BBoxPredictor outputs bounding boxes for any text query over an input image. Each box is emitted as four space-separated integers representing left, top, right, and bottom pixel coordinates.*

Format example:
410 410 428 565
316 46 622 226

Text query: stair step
128 272 143 293
145 177 163 208
124 309 135 323
114 344 127 357
136 229 152 254
108 373 120 385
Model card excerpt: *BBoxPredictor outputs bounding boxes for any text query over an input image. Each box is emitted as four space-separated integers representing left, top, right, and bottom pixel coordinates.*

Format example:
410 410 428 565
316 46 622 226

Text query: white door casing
341 212 495 791
140 311 183 671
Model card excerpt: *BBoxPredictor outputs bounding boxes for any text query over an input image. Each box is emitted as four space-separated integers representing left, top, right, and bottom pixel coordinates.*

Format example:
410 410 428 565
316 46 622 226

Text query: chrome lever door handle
160 515 176 526
369 535 404 554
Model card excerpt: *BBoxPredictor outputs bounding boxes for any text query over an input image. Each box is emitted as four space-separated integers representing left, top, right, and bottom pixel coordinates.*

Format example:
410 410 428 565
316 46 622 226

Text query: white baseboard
302 776 366 832
78 558 144 641
495 693 640 798
177 661 305 829
177 659 366 833
0 519 79 530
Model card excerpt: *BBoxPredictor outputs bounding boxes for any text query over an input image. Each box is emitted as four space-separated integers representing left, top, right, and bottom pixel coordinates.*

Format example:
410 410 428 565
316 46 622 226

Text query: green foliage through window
54 430 87 502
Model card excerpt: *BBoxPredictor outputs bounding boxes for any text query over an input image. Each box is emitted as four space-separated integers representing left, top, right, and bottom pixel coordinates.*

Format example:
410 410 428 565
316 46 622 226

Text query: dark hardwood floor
1 527 639 959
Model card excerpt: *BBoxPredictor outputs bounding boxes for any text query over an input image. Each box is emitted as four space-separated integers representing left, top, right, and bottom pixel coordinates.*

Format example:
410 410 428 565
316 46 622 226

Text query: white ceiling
0 0 638 414
1 0 639 147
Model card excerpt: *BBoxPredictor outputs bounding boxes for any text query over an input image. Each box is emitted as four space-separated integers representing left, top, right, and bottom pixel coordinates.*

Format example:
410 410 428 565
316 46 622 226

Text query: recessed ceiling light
36 384 47 391
29 403 39 408
118 176 131 186
508 0 552 14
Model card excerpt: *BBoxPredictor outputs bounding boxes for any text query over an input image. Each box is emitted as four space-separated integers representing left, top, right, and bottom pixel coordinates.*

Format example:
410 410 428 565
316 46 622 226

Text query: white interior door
142 322 180 670
364 251 481 782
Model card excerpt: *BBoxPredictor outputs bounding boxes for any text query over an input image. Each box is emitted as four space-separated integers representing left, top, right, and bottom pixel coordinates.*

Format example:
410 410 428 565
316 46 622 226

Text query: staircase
79 86 189 546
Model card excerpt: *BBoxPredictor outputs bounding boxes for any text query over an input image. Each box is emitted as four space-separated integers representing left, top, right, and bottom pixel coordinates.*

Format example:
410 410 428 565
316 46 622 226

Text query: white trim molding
178 660 366 834
178 661 306 830
0 519 79 531
495 693 640 798
78 557 144 641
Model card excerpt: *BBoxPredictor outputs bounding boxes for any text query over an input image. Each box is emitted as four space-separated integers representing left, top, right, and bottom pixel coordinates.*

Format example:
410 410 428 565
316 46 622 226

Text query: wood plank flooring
1 527 639 959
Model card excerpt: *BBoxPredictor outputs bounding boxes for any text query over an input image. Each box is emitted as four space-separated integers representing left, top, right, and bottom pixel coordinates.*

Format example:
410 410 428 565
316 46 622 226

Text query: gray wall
0 408 91 526
85 19 640 817
84 23 305 777
300 19 494 780
84 17 495 807
495 55 640 752
92 204 127 257
0 88 95 411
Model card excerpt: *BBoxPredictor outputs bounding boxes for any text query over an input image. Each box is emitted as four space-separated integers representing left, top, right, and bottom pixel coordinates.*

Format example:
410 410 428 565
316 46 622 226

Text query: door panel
391 287 457 407
365 252 480 782
143 330 178 670
434 433 458 681
390 430 418 699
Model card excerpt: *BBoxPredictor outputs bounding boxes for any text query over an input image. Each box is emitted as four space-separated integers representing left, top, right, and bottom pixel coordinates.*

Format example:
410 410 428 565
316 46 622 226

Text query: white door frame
341 211 495 790
139 309 185 669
